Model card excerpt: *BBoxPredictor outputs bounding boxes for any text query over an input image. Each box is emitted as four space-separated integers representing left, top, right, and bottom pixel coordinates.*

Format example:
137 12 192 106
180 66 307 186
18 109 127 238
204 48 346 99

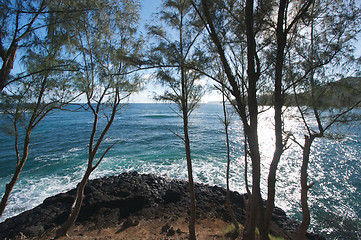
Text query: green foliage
290 77 361 108
260 77 361 108
0 89 27 136
149 0 208 116
0 0 47 48
0 0 144 160
284 1 361 91
0 42 75 143
311 77 361 108
51 0 143 104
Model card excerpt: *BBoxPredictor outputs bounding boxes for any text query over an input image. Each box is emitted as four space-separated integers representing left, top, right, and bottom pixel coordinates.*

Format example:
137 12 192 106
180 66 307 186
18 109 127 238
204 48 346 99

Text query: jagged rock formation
0 172 324 239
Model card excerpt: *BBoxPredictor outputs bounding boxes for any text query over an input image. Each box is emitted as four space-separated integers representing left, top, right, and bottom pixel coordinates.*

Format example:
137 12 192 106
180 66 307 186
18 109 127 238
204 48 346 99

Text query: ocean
0 103 360 239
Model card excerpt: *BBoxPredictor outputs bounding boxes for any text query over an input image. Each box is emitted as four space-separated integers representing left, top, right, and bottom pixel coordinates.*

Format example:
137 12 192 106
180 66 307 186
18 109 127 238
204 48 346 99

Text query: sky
129 0 167 103
7 0 361 104
130 0 170 103
131 0 361 103
130 0 223 103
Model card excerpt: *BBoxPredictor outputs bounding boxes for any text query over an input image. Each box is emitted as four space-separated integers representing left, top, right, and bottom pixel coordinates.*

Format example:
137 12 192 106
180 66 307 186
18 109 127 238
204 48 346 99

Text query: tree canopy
0 0 360 239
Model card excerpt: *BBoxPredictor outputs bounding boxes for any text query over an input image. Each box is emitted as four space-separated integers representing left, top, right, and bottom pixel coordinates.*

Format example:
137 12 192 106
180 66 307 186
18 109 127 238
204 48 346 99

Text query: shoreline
0 172 324 239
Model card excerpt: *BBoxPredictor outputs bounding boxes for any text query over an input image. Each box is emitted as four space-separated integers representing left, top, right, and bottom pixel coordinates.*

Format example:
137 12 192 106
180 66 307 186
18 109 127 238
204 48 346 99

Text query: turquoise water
0 103 360 239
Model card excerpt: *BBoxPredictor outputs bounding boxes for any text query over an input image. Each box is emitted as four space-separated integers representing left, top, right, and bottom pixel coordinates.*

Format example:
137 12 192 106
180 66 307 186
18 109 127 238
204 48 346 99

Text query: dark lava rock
163 189 182 203
167 227 176 236
161 223 176 236
161 223 171 234
0 172 325 239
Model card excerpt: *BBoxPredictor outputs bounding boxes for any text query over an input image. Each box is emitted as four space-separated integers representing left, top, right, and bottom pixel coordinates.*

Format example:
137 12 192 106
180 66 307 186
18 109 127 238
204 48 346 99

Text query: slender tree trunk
197 1 262 238
181 64 196 240
261 1 287 239
56 89 119 238
243 135 252 234
0 72 50 217
199 0 248 123
297 135 314 240
244 132 262 240
178 7 196 238
222 90 239 236
244 0 263 239
56 168 92 238
0 131 31 217
297 3 317 238
183 112 197 240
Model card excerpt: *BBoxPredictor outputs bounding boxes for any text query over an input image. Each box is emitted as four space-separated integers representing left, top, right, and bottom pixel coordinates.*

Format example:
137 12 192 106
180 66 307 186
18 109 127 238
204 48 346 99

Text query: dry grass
38 217 235 240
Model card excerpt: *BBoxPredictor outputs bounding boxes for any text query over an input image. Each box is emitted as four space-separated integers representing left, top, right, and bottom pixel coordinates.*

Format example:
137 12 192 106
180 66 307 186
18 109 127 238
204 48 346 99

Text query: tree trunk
0 73 50 217
243 135 252 234
244 132 262 240
197 1 262 238
183 113 197 240
56 168 92 238
178 6 196 238
244 0 263 239
0 130 31 217
0 45 18 93
223 91 239 236
297 135 314 240
261 1 287 239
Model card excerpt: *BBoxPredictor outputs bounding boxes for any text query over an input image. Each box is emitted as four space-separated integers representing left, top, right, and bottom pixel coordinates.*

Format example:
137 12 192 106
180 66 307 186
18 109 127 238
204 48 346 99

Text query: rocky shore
0 172 325 239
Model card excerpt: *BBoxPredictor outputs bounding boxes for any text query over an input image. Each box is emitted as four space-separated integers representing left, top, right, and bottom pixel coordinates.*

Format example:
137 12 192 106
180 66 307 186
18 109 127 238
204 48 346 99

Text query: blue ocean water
0 103 360 239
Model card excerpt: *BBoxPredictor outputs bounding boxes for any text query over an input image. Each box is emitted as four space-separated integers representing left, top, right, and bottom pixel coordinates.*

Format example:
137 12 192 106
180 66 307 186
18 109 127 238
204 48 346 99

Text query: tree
54 0 142 237
191 0 314 239
148 1 207 239
0 28 77 217
220 82 240 237
285 0 361 238
191 1 266 238
0 0 52 93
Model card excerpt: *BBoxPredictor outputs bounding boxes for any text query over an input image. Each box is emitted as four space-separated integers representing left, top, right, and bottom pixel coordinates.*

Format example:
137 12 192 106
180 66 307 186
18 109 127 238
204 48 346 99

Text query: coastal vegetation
259 77 361 107
1 0 361 239
0 12 78 217
52 0 142 237
148 1 206 239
